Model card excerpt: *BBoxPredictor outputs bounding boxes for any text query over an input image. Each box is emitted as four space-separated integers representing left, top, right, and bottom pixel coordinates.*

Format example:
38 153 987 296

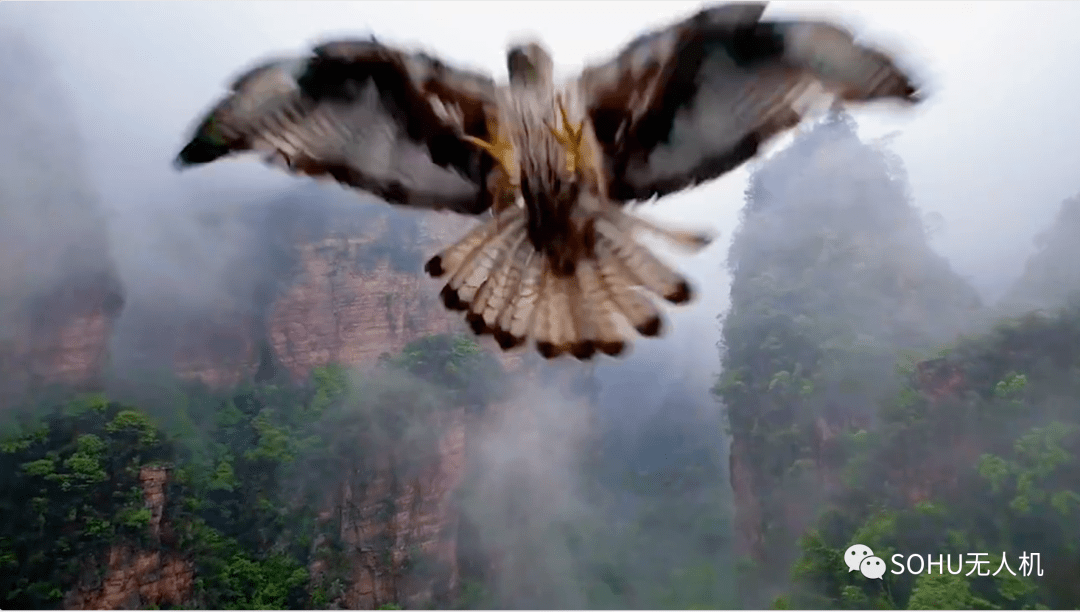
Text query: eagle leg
464 115 520 233
546 97 585 175
463 115 519 188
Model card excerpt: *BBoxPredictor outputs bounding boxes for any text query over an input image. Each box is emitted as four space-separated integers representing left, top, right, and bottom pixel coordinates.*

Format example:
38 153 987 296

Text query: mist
2 5 734 606
5 0 1079 356
3 1 1080 609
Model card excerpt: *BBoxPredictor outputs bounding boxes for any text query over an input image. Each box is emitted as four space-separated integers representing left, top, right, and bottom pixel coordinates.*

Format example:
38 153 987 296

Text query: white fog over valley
3 1 1080 609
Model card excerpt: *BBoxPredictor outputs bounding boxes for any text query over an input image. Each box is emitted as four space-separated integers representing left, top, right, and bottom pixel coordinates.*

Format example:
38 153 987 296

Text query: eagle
175 1 922 360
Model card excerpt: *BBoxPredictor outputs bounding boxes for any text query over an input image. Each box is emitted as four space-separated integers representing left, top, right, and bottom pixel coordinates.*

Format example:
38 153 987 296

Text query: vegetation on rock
719 112 1080 609
6 28 1080 610
783 310 1080 609
0 334 502 610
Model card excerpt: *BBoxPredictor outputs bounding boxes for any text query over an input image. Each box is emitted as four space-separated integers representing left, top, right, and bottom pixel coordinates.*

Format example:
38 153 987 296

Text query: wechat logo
845 544 886 579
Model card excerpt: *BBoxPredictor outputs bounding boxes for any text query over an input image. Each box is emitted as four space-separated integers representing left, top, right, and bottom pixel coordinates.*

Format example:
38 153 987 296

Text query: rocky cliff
30 198 514 608
0 23 706 610
717 112 982 606
0 27 125 404
0 21 534 608
64 467 195 610
999 191 1080 315
308 405 468 609
2 194 525 609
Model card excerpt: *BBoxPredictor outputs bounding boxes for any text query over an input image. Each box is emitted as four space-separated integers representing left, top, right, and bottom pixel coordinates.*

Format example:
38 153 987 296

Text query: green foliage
717 113 985 606
360 210 426 273
208 552 308 610
455 579 494 609
390 333 502 399
320 205 426 273
309 364 349 418
0 334 506 610
719 111 1080 610
906 573 992 610
0 398 174 607
779 309 1080 609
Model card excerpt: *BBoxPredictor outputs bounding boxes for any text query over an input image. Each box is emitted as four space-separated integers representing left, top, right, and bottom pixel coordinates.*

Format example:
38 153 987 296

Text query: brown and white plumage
175 2 923 360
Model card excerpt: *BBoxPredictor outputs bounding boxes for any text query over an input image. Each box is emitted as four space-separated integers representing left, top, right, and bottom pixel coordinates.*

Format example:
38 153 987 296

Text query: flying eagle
176 1 922 360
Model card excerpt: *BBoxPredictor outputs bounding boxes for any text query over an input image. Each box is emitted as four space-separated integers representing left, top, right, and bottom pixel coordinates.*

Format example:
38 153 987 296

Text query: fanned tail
424 206 713 360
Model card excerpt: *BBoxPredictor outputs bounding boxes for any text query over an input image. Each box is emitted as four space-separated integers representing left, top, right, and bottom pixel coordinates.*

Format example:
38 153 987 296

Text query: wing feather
577 1 923 202
176 39 500 215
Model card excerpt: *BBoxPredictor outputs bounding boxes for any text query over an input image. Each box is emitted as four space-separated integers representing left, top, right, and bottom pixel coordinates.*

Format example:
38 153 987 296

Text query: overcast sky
6 0 1080 313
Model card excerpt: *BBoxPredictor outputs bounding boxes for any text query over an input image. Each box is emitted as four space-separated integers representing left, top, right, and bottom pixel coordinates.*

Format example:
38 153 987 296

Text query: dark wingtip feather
571 340 597 361
440 285 468 311
636 315 663 338
598 340 626 357
175 136 232 169
874 69 923 105
536 341 566 359
664 280 694 305
424 255 446 278
466 312 491 336
494 329 525 350
903 83 923 104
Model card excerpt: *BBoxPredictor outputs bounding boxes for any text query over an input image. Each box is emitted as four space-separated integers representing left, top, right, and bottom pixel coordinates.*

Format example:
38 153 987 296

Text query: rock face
313 407 468 609
1 25 514 609
269 240 461 379
719 113 981 604
1001 192 1080 314
64 547 194 610
9 196 511 610
0 28 125 404
1 274 124 399
104 184 483 390
1 200 479 389
64 467 195 610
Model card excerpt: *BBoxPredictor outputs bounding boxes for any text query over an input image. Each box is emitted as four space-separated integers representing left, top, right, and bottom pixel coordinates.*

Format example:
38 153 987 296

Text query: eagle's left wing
577 2 923 203
176 39 501 216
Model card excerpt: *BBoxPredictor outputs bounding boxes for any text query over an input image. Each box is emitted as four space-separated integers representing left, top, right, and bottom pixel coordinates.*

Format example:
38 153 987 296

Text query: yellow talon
464 115 518 187
547 96 585 175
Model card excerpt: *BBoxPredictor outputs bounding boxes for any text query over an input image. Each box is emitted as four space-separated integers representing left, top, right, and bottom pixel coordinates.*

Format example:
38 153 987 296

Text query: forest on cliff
0 332 733 610
718 112 1080 609
1 29 734 609
4 16 1080 610
4 107 1080 610
0 335 500 609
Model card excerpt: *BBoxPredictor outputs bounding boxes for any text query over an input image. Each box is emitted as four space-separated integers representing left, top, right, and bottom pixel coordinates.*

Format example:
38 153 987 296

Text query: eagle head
506 40 553 87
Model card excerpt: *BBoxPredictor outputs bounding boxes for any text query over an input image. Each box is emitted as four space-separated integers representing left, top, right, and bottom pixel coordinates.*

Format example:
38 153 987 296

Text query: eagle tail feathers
426 207 705 360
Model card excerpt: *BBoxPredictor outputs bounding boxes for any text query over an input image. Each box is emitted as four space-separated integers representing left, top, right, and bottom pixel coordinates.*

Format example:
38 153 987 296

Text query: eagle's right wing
576 2 923 203
176 39 501 216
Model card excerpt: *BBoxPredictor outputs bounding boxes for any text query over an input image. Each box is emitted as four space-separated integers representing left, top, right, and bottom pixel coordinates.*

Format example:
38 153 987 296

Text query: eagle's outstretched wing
577 2 922 203
176 39 500 215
